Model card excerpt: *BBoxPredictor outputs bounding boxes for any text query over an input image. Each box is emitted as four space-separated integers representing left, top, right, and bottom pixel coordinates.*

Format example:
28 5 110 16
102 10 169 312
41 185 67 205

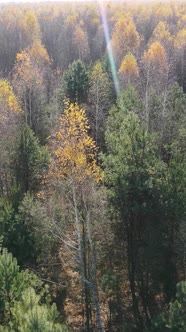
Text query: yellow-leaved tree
143 41 167 66
151 21 173 52
21 9 41 46
13 50 41 126
142 41 168 131
29 39 50 66
111 16 140 65
174 28 186 87
49 101 104 332
0 80 22 196
13 39 51 140
50 101 102 182
72 22 90 61
0 80 21 115
119 53 139 85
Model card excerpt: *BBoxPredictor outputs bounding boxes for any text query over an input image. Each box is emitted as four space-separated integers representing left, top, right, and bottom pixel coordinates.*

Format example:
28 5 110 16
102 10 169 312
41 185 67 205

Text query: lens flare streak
98 1 120 97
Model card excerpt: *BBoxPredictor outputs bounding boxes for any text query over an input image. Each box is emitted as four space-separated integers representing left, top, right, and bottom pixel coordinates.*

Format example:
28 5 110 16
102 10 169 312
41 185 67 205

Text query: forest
0 0 186 331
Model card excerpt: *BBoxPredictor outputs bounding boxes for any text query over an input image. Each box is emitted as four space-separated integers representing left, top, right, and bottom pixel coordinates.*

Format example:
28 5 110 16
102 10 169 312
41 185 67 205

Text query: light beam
98 1 120 97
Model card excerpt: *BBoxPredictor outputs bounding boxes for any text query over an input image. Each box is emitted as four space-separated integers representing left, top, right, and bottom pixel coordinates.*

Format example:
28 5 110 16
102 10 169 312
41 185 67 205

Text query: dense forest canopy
0 1 186 331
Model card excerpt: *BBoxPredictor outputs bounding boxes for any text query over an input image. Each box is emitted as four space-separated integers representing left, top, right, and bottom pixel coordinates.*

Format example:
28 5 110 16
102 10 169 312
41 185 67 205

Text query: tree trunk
127 223 143 331
72 183 104 332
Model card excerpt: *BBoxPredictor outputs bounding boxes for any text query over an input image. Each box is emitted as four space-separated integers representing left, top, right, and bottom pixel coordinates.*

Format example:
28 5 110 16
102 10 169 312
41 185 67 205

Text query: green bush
151 281 186 332
0 248 69 332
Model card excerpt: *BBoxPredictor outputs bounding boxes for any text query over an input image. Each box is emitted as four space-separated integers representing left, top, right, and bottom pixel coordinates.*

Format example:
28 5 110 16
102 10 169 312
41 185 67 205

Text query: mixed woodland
0 0 186 331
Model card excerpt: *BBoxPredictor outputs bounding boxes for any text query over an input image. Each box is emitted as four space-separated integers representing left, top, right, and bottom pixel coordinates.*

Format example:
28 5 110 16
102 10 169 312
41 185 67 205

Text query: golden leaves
152 21 172 45
72 23 89 60
65 14 78 26
174 29 186 49
14 50 40 89
0 80 22 154
111 16 140 64
144 41 167 66
29 39 50 65
119 53 139 79
49 101 103 184
155 3 173 18
14 39 50 92
0 80 21 113
73 25 85 45
21 9 40 44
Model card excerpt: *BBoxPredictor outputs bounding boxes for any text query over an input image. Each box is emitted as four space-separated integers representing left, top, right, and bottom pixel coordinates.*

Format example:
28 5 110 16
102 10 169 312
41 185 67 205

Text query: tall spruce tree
102 97 185 330
63 60 88 103
16 124 49 195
